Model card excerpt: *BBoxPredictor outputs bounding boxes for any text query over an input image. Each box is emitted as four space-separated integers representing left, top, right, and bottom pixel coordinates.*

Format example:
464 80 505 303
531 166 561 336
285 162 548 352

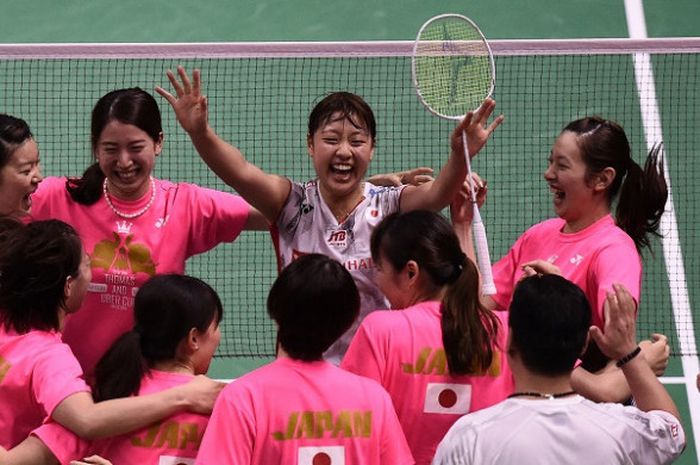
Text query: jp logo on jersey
326 228 348 248
424 382 472 414
298 446 344 465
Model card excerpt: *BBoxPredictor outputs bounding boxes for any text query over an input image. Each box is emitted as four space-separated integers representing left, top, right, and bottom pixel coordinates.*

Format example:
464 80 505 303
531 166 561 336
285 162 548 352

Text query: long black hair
93 274 223 401
563 117 667 251
66 88 163 205
371 210 499 375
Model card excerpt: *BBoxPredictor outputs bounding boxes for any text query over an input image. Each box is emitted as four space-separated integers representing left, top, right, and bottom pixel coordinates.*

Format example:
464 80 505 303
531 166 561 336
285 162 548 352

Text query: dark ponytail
66 163 105 205
564 117 668 252
371 210 499 376
93 331 147 401
616 143 667 251
442 257 499 375
93 274 223 400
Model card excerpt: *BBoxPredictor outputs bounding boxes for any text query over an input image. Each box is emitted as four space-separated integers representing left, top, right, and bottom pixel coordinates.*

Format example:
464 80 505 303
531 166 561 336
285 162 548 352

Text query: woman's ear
592 167 616 192
186 327 200 352
155 131 164 156
307 134 314 157
405 260 419 282
64 275 74 301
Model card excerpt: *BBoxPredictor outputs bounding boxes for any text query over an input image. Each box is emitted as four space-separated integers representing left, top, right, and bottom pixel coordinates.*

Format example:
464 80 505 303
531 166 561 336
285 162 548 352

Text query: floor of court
3 0 699 463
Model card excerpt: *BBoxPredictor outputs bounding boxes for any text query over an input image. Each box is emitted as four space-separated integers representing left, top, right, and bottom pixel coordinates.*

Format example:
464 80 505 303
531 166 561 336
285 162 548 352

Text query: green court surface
2 1 699 463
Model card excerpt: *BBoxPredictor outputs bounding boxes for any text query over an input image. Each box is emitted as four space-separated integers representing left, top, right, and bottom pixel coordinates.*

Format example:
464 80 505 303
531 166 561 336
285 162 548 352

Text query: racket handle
471 206 496 296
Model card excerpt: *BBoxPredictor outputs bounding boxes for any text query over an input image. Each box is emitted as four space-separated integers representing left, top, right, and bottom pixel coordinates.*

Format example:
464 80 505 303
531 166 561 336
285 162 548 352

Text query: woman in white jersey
157 66 503 362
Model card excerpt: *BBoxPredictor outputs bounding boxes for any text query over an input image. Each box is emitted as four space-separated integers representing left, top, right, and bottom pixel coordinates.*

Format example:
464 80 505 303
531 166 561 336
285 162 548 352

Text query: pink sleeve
590 242 641 324
32 343 90 419
186 186 251 257
196 385 255 465
29 176 71 222
491 232 527 311
340 316 386 383
378 389 415 464
32 421 91 465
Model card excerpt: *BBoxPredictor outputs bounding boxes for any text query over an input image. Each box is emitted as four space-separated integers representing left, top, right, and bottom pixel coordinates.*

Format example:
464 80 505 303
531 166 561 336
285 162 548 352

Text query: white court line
625 0 700 456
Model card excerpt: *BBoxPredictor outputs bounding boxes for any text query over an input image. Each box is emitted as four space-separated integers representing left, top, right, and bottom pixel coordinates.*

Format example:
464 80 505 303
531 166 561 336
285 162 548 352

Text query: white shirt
273 180 404 363
432 396 685 465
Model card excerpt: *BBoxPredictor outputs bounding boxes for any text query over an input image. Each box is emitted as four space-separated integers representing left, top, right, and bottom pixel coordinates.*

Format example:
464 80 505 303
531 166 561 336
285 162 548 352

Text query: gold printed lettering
272 412 298 441
402 347 431 374
426 348 447 375
179 423 202 449
155 421 180 448
331 412 353 438
314 411 333 438
0 356 11 383
353 411 372 437
296 412 315 439
130 423 160 448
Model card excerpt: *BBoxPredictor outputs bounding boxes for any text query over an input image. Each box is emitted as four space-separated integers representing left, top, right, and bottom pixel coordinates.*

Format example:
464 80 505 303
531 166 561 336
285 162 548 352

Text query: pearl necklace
103 177 156 219
508 390 577 400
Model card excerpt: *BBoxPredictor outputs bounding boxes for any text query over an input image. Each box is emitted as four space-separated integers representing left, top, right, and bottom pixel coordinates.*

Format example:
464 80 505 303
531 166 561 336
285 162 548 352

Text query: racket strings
413 15 494 119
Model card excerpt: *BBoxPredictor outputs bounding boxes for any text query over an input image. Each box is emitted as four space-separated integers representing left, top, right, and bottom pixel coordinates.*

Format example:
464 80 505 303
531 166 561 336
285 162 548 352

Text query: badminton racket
412 13 497 295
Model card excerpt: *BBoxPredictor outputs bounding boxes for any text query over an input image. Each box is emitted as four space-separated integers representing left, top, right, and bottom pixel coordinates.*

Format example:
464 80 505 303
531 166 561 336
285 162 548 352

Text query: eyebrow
100 139 148 146
320 127 368 137
15 155 40 167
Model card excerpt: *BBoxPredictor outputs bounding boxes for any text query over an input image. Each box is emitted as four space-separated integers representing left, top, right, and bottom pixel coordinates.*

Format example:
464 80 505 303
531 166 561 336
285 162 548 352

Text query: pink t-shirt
0 327 90 448
33 370 209 465
492 215 641 329
196 357 414 465
341 301 513 465
31 177 250 377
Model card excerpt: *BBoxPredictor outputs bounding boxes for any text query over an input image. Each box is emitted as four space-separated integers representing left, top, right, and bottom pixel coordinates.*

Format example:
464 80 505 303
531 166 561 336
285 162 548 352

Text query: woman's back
198 357 411 465
34 370 209 464
343 301 513 465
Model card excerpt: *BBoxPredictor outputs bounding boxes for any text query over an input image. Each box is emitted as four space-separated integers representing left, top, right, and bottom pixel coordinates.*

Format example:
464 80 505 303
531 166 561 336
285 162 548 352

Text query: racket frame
411 12 497 295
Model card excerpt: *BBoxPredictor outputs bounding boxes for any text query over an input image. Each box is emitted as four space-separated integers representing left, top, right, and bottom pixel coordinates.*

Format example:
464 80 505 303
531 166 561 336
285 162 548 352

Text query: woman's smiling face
0 138 43 216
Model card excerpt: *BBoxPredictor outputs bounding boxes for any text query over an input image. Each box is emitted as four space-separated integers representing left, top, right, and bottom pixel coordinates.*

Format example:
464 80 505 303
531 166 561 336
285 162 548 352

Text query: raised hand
155 66 209 137
589 284 639 360
450 98 504 157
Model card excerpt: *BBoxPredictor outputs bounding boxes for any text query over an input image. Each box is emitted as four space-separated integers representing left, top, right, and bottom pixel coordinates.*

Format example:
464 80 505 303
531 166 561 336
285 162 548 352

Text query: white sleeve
621 409 686 464
431 419 474 465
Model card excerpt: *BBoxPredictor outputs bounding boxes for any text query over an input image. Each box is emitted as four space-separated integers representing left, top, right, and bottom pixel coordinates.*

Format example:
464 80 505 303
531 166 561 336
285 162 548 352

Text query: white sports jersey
432 396 685 465
273 180 404 363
